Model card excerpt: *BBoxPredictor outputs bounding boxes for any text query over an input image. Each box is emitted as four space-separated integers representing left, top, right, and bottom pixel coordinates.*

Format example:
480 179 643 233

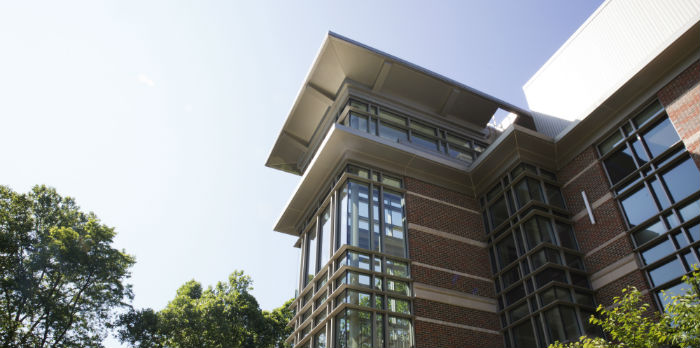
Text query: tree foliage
116 271 294 348
549 267 700 348
0 185 135 348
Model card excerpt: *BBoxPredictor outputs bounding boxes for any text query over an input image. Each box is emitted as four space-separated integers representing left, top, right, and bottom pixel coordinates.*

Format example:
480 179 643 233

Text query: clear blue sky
0 0 603 345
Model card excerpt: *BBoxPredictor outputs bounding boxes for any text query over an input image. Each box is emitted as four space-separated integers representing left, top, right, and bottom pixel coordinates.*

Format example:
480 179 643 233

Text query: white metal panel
523 0 700 127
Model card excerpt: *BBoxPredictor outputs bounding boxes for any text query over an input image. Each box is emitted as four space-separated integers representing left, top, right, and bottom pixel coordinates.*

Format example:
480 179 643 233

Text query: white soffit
523 0 700 124
266 32 529 175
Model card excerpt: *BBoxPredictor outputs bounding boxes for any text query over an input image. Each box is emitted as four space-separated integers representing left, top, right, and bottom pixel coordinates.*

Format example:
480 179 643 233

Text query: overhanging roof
265 32 531 176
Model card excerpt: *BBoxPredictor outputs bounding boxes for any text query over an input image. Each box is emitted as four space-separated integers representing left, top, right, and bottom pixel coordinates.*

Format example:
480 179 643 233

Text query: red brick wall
595 270 657 311
658 59 700 170
405 194 485 241
409 229 492 279
414 321 503 348
414 299 500 331
405 177 480 210
411 264 495 298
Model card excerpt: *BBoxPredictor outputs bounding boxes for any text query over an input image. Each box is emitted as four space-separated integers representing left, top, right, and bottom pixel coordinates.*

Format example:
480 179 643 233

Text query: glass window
336 309 372 348
349 112 369 133
599 130 624 156
688 223 700 242
565 253 584 270
648 258 684 287
642 118 680 157
679 199 700 222
387 316 412 348
347 271 371 289
631 139 649 164
386 259 409 278
515 177 544 207
501 266 521 289
446 133 470 148
508 302 530 323
539 286 572 306
531 248 561 269
350 100 368 111
410 120 435 135
320 207 331 269
641 239 675 265
545 306 580 343
378 110 406 125
545 184 566 209
381 176 402 189
387 298 410 314
386 279 410 296
633 219 666 246
620 185 658 227
555 222 578 250
661 157 700 203
512 321 537 347
658 282 692 309
340 251 371 270
497 235 519 268
633 101 663 128
379 122 408 143
603 146 637 185
383 190 406 257
575 291 595 307
343 289 372 308
505 284 525 306
339 182 371 250
411 133 439 151
372 188 381 252
374 314 384 348
447 146 473 163
489 196 509 229
523 216 554 250
535 268 567 287
314 329 326 348
306 224 318 284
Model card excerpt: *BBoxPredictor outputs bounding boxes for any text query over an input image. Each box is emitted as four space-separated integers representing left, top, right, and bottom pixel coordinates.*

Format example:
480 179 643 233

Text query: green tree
0 185 135 348
116 271 293 348
549 267 700 348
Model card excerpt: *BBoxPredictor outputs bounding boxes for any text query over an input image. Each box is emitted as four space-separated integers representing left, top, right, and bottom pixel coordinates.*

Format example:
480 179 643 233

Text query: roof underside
266 32 530 175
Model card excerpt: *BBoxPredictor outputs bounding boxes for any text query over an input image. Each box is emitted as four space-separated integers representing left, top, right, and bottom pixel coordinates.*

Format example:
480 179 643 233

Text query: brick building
265 0 700 347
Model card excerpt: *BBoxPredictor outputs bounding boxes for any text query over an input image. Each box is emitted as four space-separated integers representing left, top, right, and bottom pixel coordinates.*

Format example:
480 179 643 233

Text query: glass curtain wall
293 164 413 348
598 100 700 308
338 98 489 165
481 163 596 348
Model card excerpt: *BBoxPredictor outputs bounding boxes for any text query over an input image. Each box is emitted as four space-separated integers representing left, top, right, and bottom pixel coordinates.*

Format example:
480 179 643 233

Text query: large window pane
346 309 372 348
603 146 637 185
383 190 406 257
489 196 509 228
515 177 544 207
379 122 408 143
620 185 658 227
320 207 331 269
642 118 680 157
649 258 684 287
512 321 537 347
306 224 317 285
314 329 327 348
545 306 580 343
387 316 412 348
555 222 578 250
523 216 553 250
632 219 666 246
497 235 519 268
641 239 675 265
545 184 566 209
372 188 381 252
661 157 700 203
341 182 371 250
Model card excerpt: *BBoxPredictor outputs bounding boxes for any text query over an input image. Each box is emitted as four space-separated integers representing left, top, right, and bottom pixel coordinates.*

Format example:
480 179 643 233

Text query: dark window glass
515 177 544 207
570 273 589 288
641 239 675 265
505 284 525 305
487 184 501 203
545 184 566 209
648 258 685 287
565 253 584 270
532 248 561 269
501 266 522 289
497 235 519 268
621 185 658 227
633 101 663 128
539 286 572 306
555 222 578 250
545 306 580 343
642 118 680 157
535 268 566 287
661 157 700 203
512 321 537 347
447 146 473 163
523 216 554 250
489 196 510 229
575 291 595 307
603 146 637 185
411 133 439 151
